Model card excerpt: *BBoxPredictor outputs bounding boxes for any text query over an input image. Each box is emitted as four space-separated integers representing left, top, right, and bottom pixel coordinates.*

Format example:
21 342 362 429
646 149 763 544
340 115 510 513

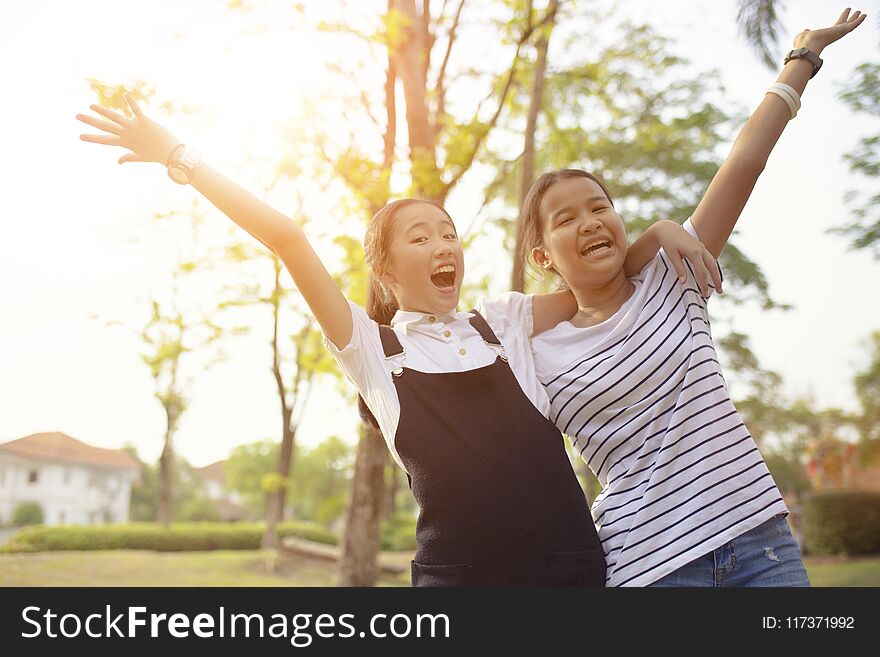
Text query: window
63 468 70 486
59 511 66 525
28 469 39 484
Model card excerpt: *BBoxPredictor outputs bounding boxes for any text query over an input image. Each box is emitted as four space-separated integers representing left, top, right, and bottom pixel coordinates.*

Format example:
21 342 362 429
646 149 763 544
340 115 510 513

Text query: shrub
381 512 417 551
801 491 880 556
12 502 44 527
1 521 337 553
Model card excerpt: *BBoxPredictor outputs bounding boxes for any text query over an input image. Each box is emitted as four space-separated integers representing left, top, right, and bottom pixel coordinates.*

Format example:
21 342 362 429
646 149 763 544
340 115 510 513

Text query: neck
570 271 633 326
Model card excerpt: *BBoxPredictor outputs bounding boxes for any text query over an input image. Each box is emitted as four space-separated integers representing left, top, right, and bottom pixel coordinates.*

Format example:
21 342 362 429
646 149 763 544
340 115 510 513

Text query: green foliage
833 62 880 257
380 511 418 551
225 440 279 519
734 0 784 69
853 331 880 446
224 437 355 528
11 502 44 527
288 437 354 528
128 453 207 522
1 522 337 554
763 453 811 499
802 491 880 556
483 18 776 306
177 498 222 522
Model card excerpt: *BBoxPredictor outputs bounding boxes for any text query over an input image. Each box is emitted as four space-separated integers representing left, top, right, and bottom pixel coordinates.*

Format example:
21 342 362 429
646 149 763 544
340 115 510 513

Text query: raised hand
77 94 180 166
795 7 867 54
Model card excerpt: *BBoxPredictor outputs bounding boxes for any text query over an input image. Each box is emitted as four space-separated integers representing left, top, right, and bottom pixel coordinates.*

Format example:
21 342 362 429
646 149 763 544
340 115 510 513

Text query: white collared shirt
323 292 549 470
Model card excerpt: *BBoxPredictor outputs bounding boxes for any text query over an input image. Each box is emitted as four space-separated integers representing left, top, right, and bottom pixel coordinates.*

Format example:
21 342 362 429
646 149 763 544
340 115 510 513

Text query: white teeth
581 240 611 255
433 264 455 274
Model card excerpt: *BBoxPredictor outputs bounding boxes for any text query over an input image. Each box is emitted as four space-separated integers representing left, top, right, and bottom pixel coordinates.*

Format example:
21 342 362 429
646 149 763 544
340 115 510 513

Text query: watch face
168 165 189 184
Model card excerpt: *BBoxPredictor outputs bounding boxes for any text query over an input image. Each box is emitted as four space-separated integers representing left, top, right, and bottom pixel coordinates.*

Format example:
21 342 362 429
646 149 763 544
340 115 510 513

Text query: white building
0 432 141 526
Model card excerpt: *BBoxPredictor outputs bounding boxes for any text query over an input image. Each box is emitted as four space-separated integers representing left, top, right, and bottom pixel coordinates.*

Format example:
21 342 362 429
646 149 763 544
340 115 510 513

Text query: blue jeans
649 515 811 587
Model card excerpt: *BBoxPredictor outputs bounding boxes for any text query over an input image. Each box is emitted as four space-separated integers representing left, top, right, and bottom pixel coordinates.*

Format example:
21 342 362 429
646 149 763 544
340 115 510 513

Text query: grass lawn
0 550 877 587
0 550 409 587
803 556 880 587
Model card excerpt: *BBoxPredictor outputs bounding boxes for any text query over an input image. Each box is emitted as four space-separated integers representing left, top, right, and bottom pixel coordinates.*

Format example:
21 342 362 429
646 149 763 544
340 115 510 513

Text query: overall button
458 348 467 356
428 316 437 323
443 330 451 338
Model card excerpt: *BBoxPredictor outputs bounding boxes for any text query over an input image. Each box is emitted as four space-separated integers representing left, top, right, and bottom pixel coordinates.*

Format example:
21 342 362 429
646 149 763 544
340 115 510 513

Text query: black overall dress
379 311 605 587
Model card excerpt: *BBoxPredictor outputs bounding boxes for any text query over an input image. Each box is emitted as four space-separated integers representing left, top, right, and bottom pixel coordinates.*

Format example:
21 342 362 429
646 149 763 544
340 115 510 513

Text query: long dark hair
357 198 454 427
518 169 615 280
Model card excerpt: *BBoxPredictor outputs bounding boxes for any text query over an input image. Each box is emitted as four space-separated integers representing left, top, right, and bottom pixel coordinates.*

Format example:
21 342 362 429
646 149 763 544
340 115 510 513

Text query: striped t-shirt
530 220 788 587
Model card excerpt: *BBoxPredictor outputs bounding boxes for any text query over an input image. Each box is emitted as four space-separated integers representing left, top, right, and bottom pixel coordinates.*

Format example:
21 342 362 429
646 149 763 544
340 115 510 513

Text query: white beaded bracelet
766 82 801 119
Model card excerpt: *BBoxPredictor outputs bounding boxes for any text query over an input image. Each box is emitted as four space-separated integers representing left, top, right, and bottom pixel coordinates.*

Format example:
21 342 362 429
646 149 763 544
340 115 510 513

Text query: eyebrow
550 196 608 222
406 219 457 234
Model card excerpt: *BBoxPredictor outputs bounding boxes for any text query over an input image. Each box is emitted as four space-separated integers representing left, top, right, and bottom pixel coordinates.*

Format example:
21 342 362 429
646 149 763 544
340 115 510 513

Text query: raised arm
77 95 354 349
691 8 866 258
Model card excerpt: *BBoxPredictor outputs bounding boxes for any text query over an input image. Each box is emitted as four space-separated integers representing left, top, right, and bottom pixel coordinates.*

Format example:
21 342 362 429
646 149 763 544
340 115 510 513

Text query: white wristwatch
167 146 202 185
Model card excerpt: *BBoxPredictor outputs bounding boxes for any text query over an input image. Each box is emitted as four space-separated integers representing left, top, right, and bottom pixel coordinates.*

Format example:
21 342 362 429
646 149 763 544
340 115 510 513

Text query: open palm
795 8 867 53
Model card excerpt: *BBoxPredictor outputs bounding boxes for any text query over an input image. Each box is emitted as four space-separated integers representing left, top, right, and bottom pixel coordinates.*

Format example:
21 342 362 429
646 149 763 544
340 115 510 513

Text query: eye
592 206 608 213
412 236 428 244
444 233 458 240
559 216 574 225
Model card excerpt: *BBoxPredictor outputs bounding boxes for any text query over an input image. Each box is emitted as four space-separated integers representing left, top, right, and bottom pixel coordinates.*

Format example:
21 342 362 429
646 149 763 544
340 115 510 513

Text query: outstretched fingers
79 133 124 146
76 113 124 136
88 104 131 127
124 93 145 119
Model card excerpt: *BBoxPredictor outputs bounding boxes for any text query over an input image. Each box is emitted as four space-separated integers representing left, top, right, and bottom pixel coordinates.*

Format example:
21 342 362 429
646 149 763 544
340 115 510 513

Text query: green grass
0 550 409 587
803 556 880 587
0 551 876 587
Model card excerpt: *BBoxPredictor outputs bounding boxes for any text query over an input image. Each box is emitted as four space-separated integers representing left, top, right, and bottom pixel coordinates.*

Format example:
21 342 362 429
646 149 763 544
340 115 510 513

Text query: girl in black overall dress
77 97 719 586
375 310 601 586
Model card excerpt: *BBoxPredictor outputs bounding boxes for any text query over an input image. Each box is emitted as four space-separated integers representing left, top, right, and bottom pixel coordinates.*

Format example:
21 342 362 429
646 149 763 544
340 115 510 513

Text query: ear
531 246 553 270
375 263 396 287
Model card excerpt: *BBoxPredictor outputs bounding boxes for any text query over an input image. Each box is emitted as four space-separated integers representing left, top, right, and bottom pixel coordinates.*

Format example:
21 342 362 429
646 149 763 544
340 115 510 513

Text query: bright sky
1 0 878 467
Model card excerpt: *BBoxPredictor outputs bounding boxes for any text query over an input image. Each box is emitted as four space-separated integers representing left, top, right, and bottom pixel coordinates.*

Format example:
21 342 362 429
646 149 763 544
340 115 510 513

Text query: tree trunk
157 410 177 528
392 0 440 195
383 465 400 520
338 14 397 585
263 261 295 550
338 423 388 586
511 0 558 292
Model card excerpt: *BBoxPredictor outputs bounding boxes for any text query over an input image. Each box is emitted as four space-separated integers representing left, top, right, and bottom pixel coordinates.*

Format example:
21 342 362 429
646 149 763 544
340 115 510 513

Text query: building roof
194 460 226 484
0 432 141 471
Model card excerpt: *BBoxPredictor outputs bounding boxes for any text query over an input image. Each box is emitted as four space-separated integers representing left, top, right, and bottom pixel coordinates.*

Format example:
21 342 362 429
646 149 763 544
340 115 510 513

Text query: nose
578 215 603 234
433 240 453 258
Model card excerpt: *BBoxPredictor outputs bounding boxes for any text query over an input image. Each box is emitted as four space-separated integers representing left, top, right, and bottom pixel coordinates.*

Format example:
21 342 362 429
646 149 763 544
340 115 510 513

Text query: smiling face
531 176 628 292
379 202 464 314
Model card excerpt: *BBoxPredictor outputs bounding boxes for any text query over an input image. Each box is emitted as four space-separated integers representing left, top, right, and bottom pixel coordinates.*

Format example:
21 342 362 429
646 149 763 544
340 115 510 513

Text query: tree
511 0 561 292
224 439 280 519
89 82 224 528
125 446 213 522
833 62 880 257
853 331 880 464
218 221 335 548
320 0 567 586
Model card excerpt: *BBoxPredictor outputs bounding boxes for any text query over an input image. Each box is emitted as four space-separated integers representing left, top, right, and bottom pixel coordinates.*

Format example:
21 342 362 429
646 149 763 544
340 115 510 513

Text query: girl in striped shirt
519 9 865 586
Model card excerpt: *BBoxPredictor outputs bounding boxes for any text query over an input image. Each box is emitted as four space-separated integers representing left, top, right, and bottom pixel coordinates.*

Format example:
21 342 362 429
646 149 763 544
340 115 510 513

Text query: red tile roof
0 432 141 471
195 460 226 483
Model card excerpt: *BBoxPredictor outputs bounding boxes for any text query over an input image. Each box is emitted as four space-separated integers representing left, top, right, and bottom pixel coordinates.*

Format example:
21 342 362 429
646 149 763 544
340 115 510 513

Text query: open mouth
430 264 456 289
580 239 612 257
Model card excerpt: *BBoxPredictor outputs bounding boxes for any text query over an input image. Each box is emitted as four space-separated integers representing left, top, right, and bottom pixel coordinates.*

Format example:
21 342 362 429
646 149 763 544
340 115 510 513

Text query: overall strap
468 309 502 346
377 325 405 358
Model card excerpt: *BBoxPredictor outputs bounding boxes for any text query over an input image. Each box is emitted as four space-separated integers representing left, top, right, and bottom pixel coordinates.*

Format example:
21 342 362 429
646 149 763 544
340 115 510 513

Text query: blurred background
1 0 878 586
